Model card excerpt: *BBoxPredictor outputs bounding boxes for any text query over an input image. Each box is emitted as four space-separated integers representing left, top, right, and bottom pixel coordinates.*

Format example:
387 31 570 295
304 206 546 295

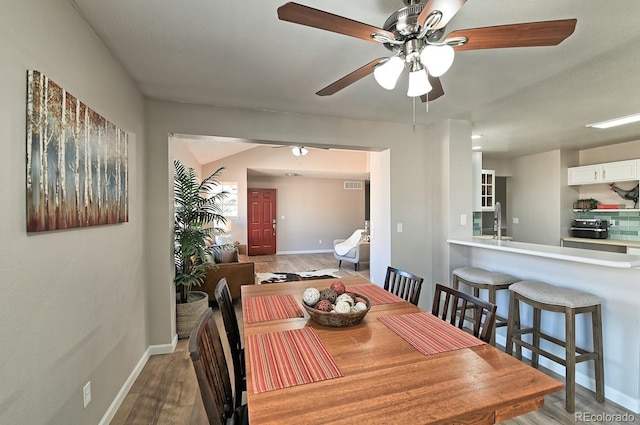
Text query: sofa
199 243 255 303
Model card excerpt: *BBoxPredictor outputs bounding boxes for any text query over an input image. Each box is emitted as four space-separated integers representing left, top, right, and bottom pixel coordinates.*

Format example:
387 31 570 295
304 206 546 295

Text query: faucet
494 201 502 240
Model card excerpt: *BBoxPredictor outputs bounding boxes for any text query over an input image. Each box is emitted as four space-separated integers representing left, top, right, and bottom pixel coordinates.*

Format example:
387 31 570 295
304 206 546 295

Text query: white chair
333 229 370 271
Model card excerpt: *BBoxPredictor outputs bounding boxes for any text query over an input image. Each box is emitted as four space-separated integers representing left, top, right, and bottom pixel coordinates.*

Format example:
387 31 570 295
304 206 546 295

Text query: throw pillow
212 244 239 263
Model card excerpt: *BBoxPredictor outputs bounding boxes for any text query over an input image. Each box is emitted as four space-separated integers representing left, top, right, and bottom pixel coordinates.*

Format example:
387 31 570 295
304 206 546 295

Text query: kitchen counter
447 237 640 413
561 237 640 249
449 237 640 268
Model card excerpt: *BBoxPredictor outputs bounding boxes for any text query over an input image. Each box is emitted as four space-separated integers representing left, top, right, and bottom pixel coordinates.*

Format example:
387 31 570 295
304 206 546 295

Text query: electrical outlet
319 239 322 244
610 220 616 227
83 381 92 408
397 223 403 233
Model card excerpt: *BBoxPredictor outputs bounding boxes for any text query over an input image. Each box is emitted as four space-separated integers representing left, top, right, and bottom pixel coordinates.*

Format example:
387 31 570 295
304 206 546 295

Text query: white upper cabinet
568 159 638 185
568 164 601 185
480 169 495 211
601 160 638 182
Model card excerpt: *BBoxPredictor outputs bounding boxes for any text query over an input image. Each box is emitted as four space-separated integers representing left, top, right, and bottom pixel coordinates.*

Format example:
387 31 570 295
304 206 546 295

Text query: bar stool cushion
453 267 519 286
509 281 602 308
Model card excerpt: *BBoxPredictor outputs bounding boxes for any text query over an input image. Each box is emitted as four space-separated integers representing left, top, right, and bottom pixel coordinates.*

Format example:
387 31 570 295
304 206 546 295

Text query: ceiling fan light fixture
407 65 432 97
292 146 309 156
420 44 454 77
374 56 405 90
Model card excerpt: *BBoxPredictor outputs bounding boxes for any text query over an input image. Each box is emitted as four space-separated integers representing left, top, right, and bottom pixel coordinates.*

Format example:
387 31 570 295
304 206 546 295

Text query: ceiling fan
273 144 330 156
277 0 577 100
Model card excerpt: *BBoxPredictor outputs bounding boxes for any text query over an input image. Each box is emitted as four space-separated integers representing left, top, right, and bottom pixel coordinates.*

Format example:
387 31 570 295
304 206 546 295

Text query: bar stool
452 267 519 345
505 280 604 413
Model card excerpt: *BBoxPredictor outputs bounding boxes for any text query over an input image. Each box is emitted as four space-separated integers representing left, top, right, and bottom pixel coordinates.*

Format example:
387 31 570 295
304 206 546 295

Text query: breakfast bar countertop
448 237 640 268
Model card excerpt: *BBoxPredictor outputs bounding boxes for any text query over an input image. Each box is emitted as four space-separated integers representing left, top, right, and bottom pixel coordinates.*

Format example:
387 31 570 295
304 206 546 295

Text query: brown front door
247 188 277 255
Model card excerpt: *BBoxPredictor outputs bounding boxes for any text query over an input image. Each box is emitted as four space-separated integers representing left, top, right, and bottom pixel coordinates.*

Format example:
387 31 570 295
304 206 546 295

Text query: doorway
247 188 277 255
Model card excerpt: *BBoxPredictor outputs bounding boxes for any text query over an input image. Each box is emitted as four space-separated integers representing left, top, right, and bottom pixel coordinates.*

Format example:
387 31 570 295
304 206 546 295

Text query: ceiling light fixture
291 146 309 156
586 113 640 129
471 134 483 140
406 62 432 97
373 36 462 98
373 56 404 90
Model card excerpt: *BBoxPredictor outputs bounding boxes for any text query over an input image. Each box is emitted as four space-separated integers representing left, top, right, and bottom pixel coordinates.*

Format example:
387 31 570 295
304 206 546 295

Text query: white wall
369 150 391 286
0 1 146 424
172 139 202 179
247 175 365 253
431 120 473 310
509 150 562 245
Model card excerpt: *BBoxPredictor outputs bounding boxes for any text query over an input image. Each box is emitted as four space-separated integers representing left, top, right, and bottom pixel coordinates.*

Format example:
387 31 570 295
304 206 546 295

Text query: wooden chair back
384 266 425 305
188 308 234 425
431 283 497 343
214 278 246 408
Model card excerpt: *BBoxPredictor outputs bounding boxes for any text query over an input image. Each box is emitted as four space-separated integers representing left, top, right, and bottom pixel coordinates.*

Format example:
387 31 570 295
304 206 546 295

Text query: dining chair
188 307 248 425
431 283 497 343
214 278 246 409
384 266 425 305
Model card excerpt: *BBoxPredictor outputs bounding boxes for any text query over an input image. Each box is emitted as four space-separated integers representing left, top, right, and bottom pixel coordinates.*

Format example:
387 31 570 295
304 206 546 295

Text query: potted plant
173 159 227 338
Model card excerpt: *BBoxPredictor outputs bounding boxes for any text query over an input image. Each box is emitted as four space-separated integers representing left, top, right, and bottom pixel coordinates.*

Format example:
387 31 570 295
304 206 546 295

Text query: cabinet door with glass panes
481 169 495 211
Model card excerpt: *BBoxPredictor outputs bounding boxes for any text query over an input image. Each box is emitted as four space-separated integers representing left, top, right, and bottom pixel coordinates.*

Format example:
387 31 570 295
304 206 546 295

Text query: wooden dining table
241 276 563 425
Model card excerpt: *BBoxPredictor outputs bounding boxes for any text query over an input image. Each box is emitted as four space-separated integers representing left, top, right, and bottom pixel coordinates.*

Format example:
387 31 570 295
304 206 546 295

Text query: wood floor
110 253 638 425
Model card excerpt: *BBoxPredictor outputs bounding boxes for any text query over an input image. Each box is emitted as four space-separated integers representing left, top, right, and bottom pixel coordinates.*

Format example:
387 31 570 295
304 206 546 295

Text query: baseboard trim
148 334 178 355
98 349 150 425
98 335 178 425
276 249 334 255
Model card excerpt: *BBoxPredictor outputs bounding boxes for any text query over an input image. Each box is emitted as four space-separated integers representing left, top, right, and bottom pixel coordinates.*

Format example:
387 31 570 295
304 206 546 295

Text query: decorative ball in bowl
301 281 371 327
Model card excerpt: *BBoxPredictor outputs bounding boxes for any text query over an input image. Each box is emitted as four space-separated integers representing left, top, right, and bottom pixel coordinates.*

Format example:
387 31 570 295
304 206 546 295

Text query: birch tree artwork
26 70 128 232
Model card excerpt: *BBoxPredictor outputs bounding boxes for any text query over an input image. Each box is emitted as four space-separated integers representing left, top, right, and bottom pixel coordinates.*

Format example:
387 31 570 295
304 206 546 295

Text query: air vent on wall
344 181 363 190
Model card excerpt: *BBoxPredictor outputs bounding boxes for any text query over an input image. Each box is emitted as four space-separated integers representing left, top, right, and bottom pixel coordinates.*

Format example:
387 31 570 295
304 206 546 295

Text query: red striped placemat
378 312 485 356
248 327 343 393
243 294 304 324
346 285 405 305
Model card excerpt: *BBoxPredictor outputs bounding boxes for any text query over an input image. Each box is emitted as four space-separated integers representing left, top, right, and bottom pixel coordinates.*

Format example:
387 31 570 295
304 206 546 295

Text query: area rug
257 269 339 284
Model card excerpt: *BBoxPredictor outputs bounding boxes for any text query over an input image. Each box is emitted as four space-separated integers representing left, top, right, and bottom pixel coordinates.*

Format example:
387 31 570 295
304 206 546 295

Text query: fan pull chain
412 96 416 132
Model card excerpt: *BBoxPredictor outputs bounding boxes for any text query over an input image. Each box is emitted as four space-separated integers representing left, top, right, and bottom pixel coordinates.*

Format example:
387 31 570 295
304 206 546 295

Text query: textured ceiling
72 0 640 159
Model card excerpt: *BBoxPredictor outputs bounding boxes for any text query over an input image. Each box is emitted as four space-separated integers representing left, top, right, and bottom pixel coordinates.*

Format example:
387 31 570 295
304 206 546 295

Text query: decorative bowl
302 293 371 327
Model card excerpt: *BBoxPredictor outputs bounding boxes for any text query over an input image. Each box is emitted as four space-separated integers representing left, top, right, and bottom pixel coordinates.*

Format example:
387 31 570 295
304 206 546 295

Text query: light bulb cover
374 56 404 90
420 44 454 77
407 68 432 97
292 146 308 156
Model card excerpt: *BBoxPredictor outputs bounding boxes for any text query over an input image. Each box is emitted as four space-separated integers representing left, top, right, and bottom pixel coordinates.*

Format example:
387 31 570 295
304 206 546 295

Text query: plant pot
176 290 209 339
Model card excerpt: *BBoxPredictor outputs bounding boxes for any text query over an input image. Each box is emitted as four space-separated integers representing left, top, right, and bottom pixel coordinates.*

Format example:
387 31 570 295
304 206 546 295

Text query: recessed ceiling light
472 146 482 150
284 172 300 177
471 134 483 139
586 113 640 129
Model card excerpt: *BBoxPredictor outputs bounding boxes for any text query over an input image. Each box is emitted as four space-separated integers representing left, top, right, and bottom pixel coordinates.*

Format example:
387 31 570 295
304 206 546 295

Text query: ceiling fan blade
420 75 444 102
278 2 395 43
418 0 467 30
316 58 386 96
447 19 577 51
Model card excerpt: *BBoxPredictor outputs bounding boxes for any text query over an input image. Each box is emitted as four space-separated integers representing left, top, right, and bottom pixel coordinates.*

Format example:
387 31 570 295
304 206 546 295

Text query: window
211 182 238 218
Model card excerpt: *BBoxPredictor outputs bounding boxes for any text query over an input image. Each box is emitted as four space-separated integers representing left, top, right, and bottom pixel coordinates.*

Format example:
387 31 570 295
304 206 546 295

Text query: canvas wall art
26 70 128 232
